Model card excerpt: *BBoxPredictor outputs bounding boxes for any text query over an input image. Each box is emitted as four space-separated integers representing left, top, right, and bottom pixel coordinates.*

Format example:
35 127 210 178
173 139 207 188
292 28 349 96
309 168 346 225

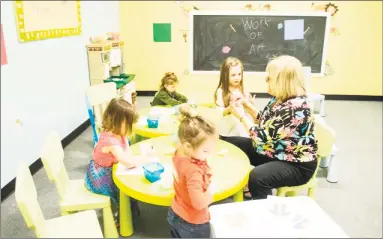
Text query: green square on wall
153 23 171 42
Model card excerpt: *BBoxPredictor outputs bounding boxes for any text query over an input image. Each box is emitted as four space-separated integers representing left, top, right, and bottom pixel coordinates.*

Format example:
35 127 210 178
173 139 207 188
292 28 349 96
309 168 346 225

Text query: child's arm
174 92 188 103
156 91 183 106
186 169 213 210
215 89 231 116
104 145 149 169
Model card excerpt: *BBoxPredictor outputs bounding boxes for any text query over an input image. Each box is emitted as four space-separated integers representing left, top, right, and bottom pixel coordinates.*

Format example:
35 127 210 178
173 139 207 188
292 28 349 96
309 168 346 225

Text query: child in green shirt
151 72 188 107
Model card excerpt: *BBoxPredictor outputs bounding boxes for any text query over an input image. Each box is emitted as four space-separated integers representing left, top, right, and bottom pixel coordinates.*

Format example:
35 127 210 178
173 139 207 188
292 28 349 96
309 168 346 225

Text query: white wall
1 1 120 188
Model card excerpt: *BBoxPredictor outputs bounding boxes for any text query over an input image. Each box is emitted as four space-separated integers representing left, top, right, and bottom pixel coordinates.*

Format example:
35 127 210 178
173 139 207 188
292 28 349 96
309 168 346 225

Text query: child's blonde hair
266 55 307 102
214 57 245 107
159 72 179 91
178 105 218 151
102 98 139 136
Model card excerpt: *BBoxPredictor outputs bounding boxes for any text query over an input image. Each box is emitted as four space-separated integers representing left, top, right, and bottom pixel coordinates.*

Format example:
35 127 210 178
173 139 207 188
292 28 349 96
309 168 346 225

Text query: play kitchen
86 32 136 105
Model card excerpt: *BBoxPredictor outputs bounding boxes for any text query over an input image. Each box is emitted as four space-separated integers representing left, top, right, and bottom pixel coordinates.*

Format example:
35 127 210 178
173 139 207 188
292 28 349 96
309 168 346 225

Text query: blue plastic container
147 115 160 128
143 163 165 183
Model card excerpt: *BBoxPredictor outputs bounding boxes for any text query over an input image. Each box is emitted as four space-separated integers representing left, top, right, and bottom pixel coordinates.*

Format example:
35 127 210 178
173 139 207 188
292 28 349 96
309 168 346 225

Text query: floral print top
250 96 318 163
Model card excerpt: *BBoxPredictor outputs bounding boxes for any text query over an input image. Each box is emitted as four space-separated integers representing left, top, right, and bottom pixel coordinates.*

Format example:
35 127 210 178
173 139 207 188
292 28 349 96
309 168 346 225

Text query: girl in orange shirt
167 104 218 238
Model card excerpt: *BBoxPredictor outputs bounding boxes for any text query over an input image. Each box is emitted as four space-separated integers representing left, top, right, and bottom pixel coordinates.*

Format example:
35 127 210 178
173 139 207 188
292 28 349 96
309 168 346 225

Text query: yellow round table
133 106 223 138
113 136 251 237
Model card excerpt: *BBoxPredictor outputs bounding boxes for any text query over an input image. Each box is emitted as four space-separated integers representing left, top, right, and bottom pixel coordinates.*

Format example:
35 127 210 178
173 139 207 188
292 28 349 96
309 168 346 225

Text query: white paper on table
136 116 147 126
159 114 171 124
115 163 144 175
284 19 304 40
149 107 175 116
140 143 157 157
216 148 228 156
164 147 176 155
157 164 174 189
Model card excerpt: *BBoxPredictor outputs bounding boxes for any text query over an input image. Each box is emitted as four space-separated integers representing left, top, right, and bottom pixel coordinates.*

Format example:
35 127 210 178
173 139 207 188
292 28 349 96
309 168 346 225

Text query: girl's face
165 83 177 93
228 65 242 87
191 135 217 161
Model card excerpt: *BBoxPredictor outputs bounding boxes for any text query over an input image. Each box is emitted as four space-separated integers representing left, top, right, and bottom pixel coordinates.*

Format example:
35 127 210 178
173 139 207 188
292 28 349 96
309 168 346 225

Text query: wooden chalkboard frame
189 11 331 77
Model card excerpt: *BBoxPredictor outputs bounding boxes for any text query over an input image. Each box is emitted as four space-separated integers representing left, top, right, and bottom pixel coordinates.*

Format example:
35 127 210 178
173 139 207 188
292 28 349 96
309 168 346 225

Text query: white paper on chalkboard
284 19 304 40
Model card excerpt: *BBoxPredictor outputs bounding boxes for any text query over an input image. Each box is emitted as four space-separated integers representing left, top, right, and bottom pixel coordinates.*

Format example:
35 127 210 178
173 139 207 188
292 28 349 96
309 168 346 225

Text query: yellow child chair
86 82 117 136
276 115 336 198
40 131 119 238
198 102 216 108
15 162 103 238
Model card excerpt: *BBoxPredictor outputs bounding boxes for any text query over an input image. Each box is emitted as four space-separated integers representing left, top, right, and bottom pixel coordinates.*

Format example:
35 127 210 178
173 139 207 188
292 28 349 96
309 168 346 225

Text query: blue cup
147 115 160 128
143 163 165 183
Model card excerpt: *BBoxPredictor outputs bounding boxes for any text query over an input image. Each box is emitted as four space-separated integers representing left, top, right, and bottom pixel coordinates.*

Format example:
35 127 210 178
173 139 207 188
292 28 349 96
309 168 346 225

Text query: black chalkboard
191 12 330 75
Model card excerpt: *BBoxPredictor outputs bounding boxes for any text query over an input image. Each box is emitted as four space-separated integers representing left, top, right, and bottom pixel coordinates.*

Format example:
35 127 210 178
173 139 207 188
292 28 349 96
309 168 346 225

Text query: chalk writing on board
192 14 328 73
249 44 266 55
241 17 270 56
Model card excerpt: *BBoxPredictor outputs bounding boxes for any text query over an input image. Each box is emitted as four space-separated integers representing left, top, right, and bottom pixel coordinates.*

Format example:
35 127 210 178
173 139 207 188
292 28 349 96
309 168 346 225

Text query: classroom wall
1 1 120 188
119 1 382 102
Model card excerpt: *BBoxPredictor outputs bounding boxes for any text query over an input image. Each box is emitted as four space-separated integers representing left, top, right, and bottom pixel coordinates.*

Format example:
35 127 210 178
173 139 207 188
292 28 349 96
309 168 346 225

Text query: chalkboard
190 11 330 76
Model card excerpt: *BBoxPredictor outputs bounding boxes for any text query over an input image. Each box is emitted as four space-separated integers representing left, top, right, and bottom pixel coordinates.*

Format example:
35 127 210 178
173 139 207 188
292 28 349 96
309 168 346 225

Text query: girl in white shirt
214 57 255 137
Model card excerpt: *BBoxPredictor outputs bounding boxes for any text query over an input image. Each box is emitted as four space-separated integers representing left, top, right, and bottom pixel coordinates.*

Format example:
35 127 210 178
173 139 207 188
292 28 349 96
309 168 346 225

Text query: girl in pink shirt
84 98 149 226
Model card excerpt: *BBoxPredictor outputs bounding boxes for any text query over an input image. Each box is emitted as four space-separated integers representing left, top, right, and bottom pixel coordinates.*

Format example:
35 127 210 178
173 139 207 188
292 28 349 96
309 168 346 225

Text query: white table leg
327 146 339 183
319 99 326 117
320 156 330 168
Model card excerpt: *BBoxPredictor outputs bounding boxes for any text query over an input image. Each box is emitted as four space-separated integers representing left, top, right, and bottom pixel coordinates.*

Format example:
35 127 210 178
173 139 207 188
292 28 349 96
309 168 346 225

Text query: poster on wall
14 1 82 43
1 24 7 65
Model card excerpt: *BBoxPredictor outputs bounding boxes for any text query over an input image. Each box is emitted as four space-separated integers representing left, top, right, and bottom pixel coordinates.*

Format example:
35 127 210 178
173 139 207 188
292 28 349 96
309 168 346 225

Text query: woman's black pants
220 136 317 200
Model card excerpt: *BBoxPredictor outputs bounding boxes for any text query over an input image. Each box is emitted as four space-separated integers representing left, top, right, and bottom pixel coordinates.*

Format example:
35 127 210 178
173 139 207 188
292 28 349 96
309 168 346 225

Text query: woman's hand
247 94 256 106
240 94 256 108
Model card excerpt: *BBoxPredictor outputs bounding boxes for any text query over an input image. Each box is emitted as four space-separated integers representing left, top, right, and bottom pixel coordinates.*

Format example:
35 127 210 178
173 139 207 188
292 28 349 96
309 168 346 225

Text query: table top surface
133 106 223 138
113 136 251 206
209 196 349 238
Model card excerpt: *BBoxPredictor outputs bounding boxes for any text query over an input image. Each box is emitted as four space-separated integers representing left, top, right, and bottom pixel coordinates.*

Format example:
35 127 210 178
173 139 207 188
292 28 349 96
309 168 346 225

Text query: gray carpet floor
1 96 382 238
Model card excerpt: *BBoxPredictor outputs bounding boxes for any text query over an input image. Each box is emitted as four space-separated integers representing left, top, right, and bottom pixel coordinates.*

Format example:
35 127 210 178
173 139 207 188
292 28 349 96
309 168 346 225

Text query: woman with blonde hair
221 55 318 200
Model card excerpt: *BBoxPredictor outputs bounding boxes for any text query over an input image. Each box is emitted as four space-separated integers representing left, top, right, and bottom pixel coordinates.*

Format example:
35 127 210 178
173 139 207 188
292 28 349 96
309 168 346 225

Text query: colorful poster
14 1 82 43
1 24 7 65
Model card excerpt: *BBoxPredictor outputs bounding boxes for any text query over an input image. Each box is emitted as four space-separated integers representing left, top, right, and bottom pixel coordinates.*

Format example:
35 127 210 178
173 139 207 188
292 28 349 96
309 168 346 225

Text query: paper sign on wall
1 24 8 65
153 23 172 42
284 19 304 40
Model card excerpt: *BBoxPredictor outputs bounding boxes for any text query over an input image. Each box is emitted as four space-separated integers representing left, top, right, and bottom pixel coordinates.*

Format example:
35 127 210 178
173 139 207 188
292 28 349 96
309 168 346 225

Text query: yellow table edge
113 159 251 207
113 137 251 236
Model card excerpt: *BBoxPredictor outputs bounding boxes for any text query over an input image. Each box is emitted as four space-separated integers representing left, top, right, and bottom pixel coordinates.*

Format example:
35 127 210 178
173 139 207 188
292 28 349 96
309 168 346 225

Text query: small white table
210 196 348 238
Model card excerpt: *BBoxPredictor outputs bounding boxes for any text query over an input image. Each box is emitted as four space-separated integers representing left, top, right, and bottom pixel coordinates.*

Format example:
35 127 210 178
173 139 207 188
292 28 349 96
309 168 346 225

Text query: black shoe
243 190 253 200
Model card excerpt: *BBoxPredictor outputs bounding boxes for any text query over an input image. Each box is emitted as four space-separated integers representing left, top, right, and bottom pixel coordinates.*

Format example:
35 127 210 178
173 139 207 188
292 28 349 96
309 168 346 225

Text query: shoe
114 212 120 228
243 190 253 200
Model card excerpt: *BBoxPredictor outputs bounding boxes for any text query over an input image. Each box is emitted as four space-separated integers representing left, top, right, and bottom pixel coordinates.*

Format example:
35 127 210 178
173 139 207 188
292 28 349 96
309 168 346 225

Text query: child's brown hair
214 57 245 107
102 98 139 136
178 105 218 150
159 72 179 91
